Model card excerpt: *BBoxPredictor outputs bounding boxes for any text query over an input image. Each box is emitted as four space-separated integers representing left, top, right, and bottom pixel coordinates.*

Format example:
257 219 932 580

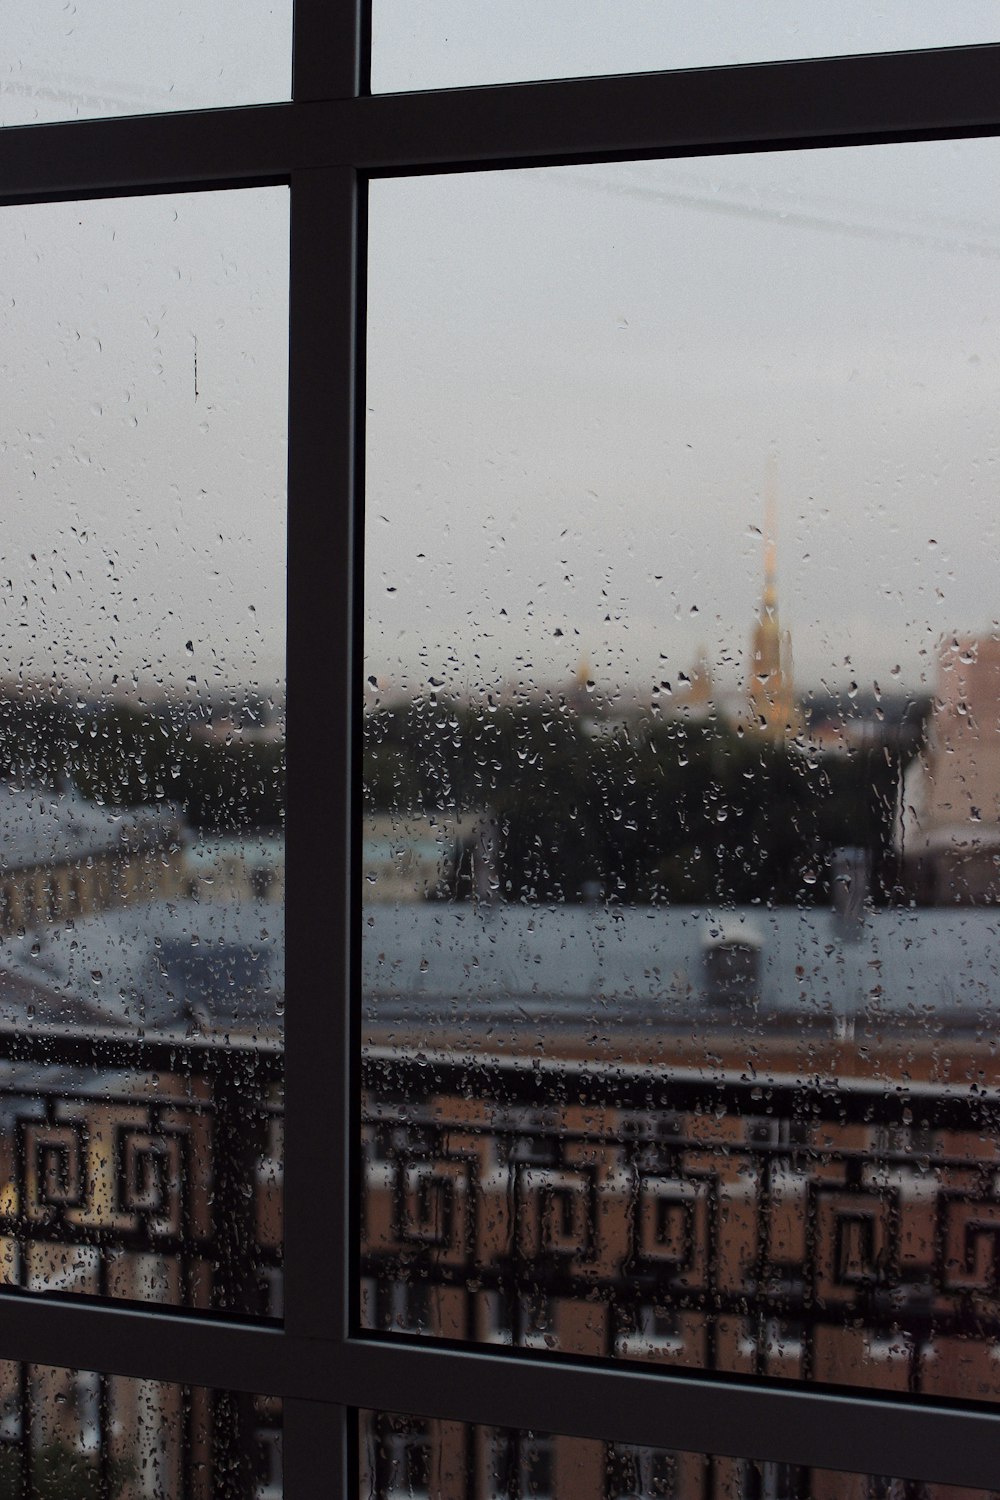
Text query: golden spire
687 645 713 711
747 457 801 743
569 655 591 713
762 452 778 614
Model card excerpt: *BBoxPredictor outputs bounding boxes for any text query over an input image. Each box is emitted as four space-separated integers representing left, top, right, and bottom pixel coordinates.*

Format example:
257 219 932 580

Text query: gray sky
366 135 1000 702
0 190 288 699
3 6 1000 703
0 2 290 126
3 1 997 123
370 1 1000 93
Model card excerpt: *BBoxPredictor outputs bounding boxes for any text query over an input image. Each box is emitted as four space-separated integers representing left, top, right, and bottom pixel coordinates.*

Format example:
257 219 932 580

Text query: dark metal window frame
1 3 1000 1490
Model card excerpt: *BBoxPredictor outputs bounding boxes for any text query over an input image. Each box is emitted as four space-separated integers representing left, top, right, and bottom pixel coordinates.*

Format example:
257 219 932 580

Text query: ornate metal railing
361 1050 1000 1398
2 1029 997 1498
0 1023 282 1500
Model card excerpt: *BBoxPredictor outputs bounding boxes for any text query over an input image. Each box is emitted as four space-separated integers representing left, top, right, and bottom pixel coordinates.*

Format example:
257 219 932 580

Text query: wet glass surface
0 1363 280 1499
2 2 291 127
371 1 999 94
362 141 1000 1399
360 1411 984 1500
0 189 287 1312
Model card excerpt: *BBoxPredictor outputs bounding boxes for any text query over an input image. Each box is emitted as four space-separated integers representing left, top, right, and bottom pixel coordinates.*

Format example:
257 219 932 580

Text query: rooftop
0 783 182 872
0 897 282 1036
362 901 1000 1033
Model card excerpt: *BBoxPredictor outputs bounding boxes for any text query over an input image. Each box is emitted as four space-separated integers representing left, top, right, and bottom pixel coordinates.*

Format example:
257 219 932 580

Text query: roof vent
831 846 870 940
701 919 762 1009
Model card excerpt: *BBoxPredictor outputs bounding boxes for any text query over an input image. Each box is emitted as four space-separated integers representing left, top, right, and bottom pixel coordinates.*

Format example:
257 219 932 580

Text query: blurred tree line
365 698 918 907
0 689 914 893
0 695 284 831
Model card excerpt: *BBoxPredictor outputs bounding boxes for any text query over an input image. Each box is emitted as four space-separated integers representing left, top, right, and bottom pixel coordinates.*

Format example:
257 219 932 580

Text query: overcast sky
370 1 1000 92
3 6 1000 703
0 189 288 701
367 139 1000 703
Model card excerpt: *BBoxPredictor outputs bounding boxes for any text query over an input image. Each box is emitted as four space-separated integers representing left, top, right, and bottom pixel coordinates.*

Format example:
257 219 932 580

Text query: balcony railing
2 1025 998 1497
361 1049 1000 1398
0 1022 282 1500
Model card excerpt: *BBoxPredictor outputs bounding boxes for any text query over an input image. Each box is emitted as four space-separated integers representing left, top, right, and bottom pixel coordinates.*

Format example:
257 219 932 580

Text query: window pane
372 1 998 93
0 188 287 1314
0 1362 280 1499
360 1410 984 1499
363 141 1000 1399
2 1 290 127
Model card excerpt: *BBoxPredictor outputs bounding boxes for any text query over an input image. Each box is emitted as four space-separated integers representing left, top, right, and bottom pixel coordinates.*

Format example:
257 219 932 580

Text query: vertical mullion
285 1397 353 1499
285 160 363 1345
293 0 370 100
283 158 365 1495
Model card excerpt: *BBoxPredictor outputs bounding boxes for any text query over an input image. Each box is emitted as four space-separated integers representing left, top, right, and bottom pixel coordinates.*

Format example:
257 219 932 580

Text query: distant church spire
762 458 778 615
685 644 714 715
747 456 800 742
569 655 591 713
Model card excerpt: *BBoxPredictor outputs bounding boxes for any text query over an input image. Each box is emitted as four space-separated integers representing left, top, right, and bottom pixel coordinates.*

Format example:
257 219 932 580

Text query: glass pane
363 140 1000 1399
0 1363 281 1499
360 1410 985 1499
372 0 999 93
0 188 287 1313
2 1 290 127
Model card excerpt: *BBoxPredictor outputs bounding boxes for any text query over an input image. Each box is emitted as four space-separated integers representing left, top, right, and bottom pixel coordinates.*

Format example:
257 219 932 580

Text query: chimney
831 846 870 940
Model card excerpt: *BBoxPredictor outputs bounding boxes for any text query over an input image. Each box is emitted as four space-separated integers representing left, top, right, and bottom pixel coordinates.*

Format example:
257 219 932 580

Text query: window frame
2 2 1000 1490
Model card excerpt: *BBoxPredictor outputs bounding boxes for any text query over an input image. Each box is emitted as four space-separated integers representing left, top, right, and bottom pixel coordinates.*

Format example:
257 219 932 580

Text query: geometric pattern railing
0 1025 282 1499
362 1050 1000 1404
0 1026 282 1315
0 1026 991 1495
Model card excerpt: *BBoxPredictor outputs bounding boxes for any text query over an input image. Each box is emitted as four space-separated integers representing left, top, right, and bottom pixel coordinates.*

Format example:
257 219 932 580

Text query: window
3 4 1000 1496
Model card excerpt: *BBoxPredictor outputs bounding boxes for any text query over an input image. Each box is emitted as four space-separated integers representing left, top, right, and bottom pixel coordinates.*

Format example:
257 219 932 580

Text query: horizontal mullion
339 1336 1000 1489
0 1289 291 1395
351 43 1000 172
0 102 298 205
2 44 1000 204
0 1292 999 1487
